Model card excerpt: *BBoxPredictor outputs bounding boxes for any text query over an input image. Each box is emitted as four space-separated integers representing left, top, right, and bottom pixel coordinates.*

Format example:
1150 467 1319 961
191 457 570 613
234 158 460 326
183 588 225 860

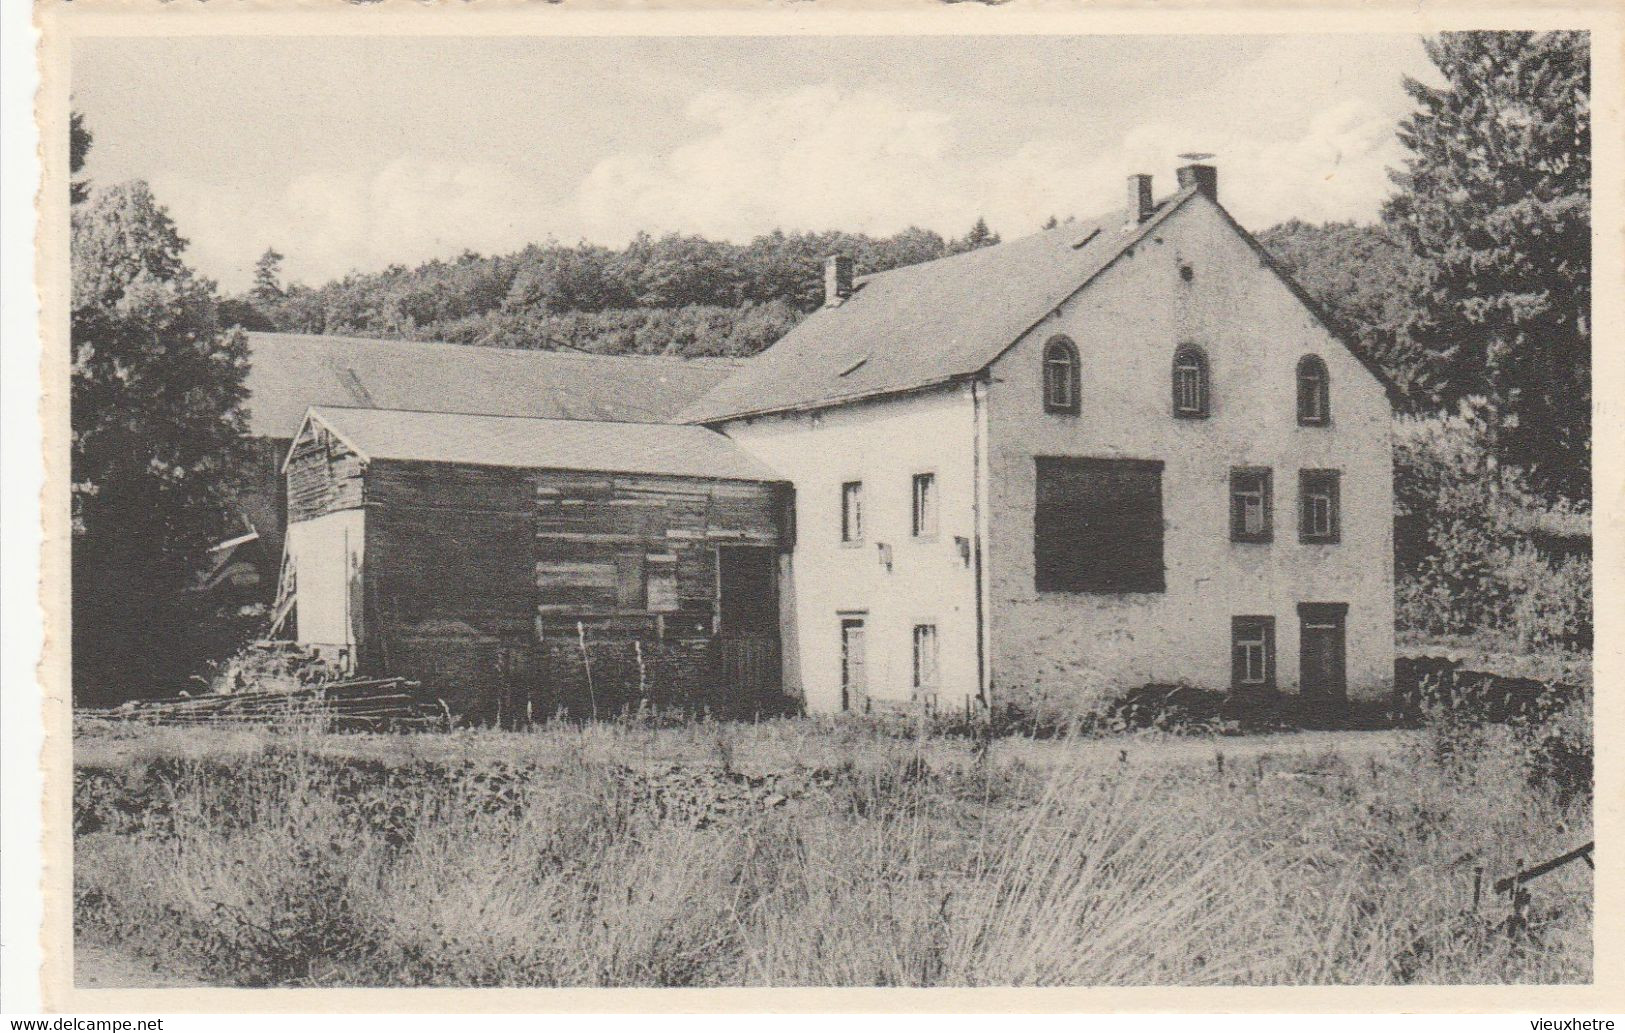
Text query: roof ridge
307 403 703 429
248 331 744 365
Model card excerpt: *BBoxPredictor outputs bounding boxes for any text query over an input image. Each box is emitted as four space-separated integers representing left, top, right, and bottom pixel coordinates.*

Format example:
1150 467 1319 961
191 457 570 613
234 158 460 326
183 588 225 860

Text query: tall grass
74 716 1591 987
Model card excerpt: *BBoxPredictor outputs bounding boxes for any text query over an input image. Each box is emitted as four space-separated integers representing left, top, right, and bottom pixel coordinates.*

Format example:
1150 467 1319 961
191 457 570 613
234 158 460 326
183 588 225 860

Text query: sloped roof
298 406 785 483
679 188 1201 422
243 332 745 439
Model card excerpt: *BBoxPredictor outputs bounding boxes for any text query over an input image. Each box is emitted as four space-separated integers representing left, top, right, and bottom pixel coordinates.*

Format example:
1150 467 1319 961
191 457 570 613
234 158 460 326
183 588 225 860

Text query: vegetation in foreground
75 683 1591 988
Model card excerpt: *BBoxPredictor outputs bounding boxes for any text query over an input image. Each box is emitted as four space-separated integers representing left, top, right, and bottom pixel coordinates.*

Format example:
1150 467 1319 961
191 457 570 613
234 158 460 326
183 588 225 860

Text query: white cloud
577 85 972 242
573 84 1405 248
154 156 565 292
155 80 1408 294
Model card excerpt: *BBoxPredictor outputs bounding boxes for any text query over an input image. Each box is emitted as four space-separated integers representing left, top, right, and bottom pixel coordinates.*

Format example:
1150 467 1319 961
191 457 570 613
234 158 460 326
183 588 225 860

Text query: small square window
841 481 864 544
912 624 939 695
1299 470 1341 543
1229 467 1273 543
911 472 938 538
1231 616 1276 689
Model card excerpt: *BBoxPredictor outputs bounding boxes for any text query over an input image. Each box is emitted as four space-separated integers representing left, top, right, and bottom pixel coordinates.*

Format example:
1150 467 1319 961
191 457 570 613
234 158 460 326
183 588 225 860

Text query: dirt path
75 940 204 989
990 728 1419 770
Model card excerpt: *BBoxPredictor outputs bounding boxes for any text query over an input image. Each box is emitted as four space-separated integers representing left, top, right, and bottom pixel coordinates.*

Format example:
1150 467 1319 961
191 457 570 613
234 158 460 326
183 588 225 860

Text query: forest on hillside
225 220 1003 360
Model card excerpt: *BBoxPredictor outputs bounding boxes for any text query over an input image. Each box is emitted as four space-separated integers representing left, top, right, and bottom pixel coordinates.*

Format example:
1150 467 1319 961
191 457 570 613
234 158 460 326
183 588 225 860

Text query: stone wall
982 192 1396 712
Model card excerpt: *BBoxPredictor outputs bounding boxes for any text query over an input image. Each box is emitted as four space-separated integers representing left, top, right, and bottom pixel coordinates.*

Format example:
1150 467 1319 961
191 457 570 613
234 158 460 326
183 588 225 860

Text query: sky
73 33 1438 295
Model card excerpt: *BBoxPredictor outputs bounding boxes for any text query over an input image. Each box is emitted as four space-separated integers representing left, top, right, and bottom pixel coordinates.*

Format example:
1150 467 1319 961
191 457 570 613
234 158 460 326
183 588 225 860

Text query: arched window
1296 355 1330 426
1042 336 1081 414
1172 344 1209 418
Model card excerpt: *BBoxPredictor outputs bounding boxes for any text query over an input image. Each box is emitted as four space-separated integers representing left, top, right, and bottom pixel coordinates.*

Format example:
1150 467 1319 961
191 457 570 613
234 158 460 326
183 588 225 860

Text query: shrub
1395 412 1592 650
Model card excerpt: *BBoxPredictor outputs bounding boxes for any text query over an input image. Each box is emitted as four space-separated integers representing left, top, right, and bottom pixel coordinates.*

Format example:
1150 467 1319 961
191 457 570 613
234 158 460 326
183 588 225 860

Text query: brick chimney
824 254 854 307
1127 174 1154 224
1176 163 1218 201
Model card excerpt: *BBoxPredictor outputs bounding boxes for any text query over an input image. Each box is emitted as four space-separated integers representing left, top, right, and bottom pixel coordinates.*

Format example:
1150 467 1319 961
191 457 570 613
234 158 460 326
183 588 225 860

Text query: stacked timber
76 677 440 731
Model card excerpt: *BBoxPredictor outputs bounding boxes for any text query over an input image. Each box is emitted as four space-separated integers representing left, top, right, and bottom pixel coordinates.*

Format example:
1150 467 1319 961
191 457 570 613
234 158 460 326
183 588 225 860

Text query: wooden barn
222 332 743 609
281 405 792 721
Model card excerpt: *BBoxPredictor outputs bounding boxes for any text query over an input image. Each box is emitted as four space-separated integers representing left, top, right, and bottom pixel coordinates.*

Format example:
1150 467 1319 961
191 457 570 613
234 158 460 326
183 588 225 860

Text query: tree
1256 219 1435 405
70 111 93 205
71 181 252 703
949 216 1001 255
251 247 285 304
1382 31 1591 501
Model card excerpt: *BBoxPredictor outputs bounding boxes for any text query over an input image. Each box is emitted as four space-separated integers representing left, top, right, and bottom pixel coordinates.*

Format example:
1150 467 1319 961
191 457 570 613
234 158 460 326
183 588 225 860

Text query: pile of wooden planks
76 677 441 731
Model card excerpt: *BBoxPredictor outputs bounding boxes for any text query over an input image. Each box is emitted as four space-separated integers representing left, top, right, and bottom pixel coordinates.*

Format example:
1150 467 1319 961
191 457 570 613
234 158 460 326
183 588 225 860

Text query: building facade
281 163 1397 718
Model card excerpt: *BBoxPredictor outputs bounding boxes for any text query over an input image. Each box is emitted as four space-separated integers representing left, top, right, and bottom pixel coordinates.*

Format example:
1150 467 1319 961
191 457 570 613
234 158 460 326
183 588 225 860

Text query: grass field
72 689 1592 988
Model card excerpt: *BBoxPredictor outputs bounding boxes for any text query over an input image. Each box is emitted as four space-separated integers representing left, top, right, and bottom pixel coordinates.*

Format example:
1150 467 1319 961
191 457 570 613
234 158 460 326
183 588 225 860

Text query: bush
1395 412 1591 650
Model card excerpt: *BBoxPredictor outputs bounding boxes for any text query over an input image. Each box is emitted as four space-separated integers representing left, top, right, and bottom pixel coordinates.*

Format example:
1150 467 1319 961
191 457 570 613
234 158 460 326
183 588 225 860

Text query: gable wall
716 387 983 714
283 421 368 661
983 195 1394 711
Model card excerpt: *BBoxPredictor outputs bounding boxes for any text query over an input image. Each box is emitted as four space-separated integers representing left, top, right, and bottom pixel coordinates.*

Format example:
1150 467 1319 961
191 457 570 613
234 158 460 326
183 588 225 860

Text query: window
911 472 938 538
1229 467 1273 543
1034 456 1165 594
1172 345 1210 418
1043 336 1081 414
912 624 939 696
1231 616 1276 689
841 481 864 544
1297 355 1330 426
1299 470 1341 543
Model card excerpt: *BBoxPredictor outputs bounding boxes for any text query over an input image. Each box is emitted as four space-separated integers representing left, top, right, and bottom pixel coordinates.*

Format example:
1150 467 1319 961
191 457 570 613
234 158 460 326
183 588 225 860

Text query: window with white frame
1172 344 1210 418
1297 355 1331 426
1299 469 1341 543
1043 336 1081 414
1229 467 1273 543
1231 616 1275 688
911 472 938 538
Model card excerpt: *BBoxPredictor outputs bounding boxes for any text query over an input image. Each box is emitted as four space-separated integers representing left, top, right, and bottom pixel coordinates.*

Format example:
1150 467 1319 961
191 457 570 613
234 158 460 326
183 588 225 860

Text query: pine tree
70 111 93 205
1382 31 1590 501
71 181 252 703
251 247 286 304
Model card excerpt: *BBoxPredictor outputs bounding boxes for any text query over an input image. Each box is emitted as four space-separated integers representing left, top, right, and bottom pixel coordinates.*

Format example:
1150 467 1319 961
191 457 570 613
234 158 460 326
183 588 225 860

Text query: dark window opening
1034 456 1165 594
912 623 939 696
1229 467 1273 543
1297 355 1330 426
1043 336 1081 414
911 472 938 538
1231 616 1276 689
1299 469 1341 543
841 481 864 544
1172 344 1210 418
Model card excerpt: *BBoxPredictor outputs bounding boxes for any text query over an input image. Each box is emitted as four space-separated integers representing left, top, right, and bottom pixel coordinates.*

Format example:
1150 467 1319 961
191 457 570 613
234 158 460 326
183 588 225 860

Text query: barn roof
678 187 1202 423
296 406 786 483
243 332 745 440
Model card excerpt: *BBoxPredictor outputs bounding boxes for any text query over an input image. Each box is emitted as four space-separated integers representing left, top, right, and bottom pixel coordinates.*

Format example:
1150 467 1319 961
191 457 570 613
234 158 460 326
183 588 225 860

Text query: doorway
1298 603 1348 709
717 546 781 703
840 614 868 712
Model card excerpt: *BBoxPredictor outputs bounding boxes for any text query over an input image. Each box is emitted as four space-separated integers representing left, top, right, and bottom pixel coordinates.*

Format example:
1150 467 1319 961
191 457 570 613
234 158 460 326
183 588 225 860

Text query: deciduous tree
71 181 252 702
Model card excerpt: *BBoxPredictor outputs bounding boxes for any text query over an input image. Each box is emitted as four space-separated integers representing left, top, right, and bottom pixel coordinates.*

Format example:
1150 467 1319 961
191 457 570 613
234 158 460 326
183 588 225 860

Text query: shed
282 406 793 721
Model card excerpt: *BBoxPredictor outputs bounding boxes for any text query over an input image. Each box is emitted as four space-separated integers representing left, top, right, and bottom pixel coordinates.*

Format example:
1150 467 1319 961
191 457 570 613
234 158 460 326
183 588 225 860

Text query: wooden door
841 616 867 711
1298 603 1348 702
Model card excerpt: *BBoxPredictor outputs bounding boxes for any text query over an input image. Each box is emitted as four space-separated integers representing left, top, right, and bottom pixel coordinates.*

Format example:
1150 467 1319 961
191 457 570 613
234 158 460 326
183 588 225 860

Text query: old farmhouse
275 163 1397 719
